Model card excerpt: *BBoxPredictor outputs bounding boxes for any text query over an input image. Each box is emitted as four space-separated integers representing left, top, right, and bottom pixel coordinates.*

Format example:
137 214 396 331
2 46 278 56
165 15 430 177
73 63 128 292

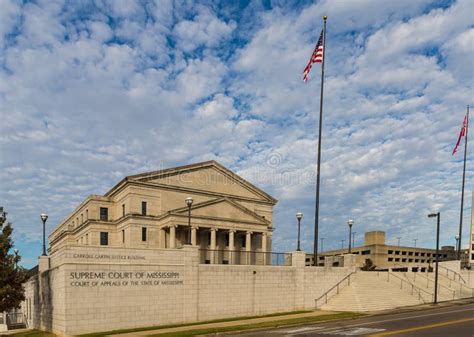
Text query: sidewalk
107 311 338 337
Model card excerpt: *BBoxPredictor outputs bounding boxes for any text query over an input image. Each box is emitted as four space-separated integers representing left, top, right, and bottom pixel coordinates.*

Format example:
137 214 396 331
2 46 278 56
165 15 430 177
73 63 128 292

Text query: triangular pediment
171 198 269 225
127 161 276 203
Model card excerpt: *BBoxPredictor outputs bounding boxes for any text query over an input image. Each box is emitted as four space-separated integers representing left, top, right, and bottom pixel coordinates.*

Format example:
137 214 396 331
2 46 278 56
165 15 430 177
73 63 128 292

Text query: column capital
168 224 178 229
246 231 253 235
191 226 199 230
228 229 236 233
210 227 218 232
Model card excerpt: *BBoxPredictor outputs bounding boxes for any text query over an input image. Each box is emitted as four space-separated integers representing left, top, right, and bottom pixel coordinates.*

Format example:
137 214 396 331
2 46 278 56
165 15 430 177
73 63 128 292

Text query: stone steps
320 271 423 312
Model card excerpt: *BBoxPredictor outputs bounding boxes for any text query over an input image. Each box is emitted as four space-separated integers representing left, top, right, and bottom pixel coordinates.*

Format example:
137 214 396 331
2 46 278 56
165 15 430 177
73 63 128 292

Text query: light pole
413 238 418 248
397 237 401 246
352 232 356 249
320 237 324 253
340 239 345 250
296 212 303 251
347 219 353 253
14 249 19 269
40 213 48 256
428 212 441 304
185 197 193 245
455 234 460 259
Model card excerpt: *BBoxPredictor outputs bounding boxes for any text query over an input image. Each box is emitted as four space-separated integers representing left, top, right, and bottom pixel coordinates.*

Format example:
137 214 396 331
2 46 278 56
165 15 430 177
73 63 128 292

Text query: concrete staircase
319 271 424 312
412 272 474 299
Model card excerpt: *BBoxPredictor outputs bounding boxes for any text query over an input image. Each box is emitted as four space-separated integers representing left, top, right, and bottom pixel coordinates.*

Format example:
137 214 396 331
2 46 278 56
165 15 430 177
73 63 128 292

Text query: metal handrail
425 270 474 297
409 272 456 299
380 271 434 303
198 249 292 266
437 264 466 284
314 272 355 309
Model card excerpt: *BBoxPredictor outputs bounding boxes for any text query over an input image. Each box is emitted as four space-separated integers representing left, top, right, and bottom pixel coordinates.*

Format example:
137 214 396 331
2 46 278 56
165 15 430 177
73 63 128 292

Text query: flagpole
313 15 327 266
457 105 469 259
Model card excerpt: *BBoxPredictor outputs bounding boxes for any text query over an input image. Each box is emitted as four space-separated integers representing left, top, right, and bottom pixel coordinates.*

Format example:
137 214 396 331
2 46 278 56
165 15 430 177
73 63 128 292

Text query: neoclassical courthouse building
49 160 276 263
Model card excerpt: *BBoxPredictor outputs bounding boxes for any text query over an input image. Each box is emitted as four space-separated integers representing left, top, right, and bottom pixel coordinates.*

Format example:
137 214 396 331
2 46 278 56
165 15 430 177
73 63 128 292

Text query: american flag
303 29 324 82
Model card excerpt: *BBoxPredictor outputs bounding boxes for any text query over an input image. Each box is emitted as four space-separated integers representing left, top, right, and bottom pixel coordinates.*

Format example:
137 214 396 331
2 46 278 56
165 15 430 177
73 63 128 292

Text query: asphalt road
228 302 474 337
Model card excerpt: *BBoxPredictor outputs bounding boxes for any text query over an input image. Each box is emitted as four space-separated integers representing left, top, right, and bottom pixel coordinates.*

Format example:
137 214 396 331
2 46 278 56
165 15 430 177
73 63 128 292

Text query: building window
388 250 393 254
142 201 147 216
81 214 83 223
100 207 108 221
225 233 230 247
395 251 400 255
86 209 88 219
408 259 413 262
395 258 400 262
100 232 109 245
242 236 246 248
421 259 425 263
86 234 88 245
415 259 419 262
402 251 407 255
122 204 125 217
388 257 393 261
421 252 425 256
415 252 419 256
408 252 413 256
142 227 147 242
122 230 125 243
402 258 407 262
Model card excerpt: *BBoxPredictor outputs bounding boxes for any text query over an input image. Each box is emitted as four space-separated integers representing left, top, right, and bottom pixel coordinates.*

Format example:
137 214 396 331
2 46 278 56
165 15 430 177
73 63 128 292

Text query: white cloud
0 0 473 266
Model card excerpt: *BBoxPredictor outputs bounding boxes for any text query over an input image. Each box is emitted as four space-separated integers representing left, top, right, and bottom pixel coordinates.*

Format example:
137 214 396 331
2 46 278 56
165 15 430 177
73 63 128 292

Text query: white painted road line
283 326 326 333
319 327 386 335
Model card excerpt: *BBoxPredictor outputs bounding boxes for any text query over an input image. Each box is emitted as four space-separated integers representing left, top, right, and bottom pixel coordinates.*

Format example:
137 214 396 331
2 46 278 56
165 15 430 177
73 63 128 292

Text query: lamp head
296 212 303 220
185 197 193 207
427 213 438 218
40 213 48 222
347 219 354 227
455 234 460 240
14 248 19 255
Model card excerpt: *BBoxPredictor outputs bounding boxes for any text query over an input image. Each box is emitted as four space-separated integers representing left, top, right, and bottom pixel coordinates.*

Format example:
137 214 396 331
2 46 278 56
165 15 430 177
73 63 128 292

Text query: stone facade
23 246 353 336
48 161 277 261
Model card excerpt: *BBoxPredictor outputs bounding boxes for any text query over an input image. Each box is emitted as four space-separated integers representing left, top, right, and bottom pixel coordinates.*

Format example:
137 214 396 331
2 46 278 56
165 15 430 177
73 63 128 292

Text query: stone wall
23 247 352 337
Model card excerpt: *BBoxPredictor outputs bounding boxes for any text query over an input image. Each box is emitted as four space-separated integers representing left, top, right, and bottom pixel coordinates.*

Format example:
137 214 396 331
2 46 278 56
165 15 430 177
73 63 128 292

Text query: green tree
361 258 377 271
0 207 29 313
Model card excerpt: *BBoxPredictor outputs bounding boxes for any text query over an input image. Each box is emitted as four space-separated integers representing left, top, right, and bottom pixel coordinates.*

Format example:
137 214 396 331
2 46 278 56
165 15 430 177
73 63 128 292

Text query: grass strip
148 312 364 337
76 310 313 337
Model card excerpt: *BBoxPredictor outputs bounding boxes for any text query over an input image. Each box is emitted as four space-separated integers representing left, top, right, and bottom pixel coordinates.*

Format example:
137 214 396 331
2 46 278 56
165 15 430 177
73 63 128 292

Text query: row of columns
167 225 268 252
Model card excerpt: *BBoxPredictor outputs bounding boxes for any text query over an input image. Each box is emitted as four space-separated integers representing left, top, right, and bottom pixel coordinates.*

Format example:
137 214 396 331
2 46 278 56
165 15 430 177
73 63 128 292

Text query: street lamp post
428 212 441 304
340 239 345 250
40 213 48 256
413 238 418 248
185 197 193 245
352 232 356 249
320 237 324 253
455 234 460 259
397 237 401 246
347 219 353 253
296 212 303 251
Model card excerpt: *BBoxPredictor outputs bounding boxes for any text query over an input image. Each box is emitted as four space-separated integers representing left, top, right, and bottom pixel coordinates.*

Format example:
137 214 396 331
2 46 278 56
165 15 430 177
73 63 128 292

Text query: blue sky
0 0 473 268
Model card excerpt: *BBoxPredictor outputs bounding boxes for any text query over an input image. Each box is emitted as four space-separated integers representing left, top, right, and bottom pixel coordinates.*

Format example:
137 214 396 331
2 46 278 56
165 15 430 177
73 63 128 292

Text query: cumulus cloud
0 0 473 266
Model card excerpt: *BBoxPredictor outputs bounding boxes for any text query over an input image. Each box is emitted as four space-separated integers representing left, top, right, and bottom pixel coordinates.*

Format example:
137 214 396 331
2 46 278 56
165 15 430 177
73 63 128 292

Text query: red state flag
452 114 468 155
